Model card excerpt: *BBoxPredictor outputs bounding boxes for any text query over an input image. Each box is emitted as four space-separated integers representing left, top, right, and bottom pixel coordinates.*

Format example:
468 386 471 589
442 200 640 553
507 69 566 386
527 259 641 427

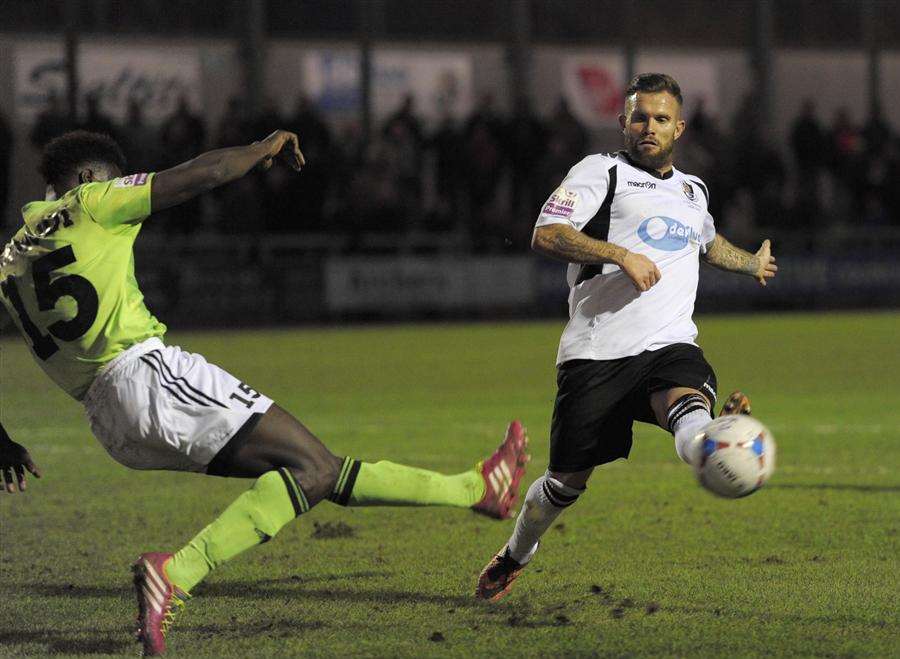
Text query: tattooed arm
703 234 778 286
532 224 662 292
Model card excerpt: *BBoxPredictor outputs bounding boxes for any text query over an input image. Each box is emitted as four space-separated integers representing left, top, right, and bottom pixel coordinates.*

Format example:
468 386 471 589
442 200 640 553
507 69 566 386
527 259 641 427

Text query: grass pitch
1 312 898 658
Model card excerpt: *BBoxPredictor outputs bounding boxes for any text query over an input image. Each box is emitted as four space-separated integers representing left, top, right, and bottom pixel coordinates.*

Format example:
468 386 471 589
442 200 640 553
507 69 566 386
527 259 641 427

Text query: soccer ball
694 415 776 498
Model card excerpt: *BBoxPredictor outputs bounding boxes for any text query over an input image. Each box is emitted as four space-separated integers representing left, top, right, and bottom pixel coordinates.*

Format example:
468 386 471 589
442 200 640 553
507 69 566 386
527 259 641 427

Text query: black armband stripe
278 467 310 516
575 164 618 285
330 458 362 506
692 179 709 207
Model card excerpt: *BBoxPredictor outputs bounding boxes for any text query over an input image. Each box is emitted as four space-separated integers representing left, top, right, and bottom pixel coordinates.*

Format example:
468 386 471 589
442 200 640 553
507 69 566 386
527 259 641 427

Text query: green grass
1 312 898 658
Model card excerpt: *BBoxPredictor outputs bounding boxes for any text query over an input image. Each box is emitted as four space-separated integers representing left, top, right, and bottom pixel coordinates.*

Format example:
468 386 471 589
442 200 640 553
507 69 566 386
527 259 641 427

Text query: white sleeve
700 211 716 253
535 157 610 232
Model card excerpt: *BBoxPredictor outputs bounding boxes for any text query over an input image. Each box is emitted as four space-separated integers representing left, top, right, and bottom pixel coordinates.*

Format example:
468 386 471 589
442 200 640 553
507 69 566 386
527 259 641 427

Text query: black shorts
549 343 717 472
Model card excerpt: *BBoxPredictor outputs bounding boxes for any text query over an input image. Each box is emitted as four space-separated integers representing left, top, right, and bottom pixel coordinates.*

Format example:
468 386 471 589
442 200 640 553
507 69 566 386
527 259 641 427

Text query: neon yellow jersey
0 173 166 400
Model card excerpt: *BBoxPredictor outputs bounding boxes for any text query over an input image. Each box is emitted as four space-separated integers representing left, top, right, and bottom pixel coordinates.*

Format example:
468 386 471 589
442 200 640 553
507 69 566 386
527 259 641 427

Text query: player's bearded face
620 92 685 171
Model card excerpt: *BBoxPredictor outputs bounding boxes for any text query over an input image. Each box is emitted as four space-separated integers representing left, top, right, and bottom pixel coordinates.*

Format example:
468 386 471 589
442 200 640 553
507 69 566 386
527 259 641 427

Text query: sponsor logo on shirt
541 186 578 220
682 181 695 201
113 173 149 188
637 216 700 252
627 180 656 189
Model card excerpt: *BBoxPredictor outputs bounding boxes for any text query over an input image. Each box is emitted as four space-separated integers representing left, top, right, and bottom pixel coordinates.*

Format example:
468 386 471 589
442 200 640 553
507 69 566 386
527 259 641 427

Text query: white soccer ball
694 415 776 498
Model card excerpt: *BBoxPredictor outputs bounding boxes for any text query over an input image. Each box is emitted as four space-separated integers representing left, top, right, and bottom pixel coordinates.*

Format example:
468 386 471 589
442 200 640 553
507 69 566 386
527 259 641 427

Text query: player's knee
665 391 712 433
548 468 592 490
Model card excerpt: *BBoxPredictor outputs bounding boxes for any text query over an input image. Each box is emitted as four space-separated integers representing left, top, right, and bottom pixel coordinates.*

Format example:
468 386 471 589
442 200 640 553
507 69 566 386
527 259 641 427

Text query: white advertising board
372 50 474 127
325 257 534 312
14 41 202 125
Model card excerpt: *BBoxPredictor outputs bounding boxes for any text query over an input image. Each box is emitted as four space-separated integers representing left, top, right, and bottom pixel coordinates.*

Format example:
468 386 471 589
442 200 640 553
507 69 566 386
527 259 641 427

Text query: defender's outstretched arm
532 223 661 292
703 234 778 286
151 130 304 212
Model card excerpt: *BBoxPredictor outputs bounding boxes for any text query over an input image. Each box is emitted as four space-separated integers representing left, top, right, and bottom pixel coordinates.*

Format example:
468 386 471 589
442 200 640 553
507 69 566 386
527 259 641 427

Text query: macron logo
628 180 656 189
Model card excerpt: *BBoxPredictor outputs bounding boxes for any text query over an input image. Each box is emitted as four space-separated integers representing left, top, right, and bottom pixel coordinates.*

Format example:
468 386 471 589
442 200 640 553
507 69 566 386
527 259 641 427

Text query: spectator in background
790 99 824 227
429 109 463 230
827 108 863 221
685 100 730 224
790 100 824 176
384 94 424 150
506 97 547 245
752 138 787 231
690 98 713 143
283 95 333 231
535 98 589 212
246 98 293 233
214 97 260 233
119 98 157 173
216 97 253 148
0 107 11 226
250 98 283 138
465 93 505 146
160 96 205 167
548 97 588 165
381 110 423 227
730 95 786 231
346 140 402 238
828 108 861 177
80 91 117 138
859 111 892 225
885 138 900 224
156 97 206 234
30 90 72 150
375 96 427 231
463 95 507 250
861 106 890 158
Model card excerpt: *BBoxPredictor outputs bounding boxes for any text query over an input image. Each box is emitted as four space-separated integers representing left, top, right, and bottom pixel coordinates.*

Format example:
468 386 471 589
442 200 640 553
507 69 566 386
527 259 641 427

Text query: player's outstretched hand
261 130 305 172
621 251 662 292
754 239 778 286
0 438 41 493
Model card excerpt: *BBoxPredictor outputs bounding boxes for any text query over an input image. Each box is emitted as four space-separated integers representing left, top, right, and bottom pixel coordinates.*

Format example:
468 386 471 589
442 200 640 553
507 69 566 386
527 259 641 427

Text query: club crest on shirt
114 173 149 188
541 186 579 220
682 181 695 201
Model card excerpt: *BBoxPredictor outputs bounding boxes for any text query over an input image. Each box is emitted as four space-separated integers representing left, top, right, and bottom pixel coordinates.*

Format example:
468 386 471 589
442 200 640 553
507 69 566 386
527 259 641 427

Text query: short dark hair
39 130 127 187
625 73 683 106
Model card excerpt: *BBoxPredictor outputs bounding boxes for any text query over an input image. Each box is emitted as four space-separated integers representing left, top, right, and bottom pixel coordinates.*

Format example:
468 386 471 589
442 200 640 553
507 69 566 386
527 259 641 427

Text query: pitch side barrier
3 230 892 332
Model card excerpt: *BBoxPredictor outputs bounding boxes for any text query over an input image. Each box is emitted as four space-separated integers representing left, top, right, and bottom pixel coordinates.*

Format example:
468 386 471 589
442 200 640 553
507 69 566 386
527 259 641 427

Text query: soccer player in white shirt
476 73 778 601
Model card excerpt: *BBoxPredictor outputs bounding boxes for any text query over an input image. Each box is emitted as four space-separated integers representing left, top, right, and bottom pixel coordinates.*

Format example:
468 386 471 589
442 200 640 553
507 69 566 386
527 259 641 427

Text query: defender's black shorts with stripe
549 343 717 472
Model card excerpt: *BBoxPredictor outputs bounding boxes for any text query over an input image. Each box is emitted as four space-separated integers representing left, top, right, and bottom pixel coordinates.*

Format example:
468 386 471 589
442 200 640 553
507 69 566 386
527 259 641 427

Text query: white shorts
82 337 273 472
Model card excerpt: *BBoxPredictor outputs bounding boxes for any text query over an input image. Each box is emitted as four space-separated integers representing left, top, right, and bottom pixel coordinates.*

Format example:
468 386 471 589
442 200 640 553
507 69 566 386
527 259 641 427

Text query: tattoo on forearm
537 225 626 265
704 235 758 275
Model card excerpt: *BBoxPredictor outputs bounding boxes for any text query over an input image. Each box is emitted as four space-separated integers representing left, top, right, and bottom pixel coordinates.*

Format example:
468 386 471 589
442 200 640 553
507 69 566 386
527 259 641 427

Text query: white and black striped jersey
536 150 716 364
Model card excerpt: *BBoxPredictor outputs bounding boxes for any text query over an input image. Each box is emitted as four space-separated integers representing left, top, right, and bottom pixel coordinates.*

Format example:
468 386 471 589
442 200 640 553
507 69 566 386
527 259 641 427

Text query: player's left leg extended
162 404 528 596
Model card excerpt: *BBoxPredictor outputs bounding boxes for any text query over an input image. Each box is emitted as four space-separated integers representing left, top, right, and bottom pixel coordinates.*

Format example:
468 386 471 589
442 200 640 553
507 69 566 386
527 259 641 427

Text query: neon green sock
328 458 485 508
165 469 308 593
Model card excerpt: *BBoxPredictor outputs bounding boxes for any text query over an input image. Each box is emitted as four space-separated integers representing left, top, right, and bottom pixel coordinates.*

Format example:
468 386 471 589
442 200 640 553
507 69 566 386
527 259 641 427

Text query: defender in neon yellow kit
1 173 164 400
0 130 529 656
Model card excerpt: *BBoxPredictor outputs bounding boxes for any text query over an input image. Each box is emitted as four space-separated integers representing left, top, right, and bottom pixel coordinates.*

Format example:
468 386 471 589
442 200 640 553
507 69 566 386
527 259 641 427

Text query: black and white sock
667 393 713 465
506 472 583 564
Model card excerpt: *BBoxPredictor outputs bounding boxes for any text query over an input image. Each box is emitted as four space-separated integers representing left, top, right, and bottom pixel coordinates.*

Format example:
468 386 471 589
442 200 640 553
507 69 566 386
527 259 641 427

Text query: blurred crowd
681 96 900 248
1 92 899 252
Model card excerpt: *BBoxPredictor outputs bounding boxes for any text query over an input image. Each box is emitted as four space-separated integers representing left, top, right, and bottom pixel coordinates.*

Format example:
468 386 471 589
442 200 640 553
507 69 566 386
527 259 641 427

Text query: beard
625 134 675 171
